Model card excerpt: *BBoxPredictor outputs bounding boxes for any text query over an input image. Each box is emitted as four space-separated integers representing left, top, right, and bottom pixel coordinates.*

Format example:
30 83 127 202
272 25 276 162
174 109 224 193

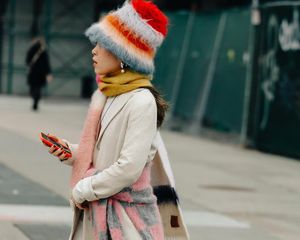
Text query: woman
26 37 52 111
44 0 189 239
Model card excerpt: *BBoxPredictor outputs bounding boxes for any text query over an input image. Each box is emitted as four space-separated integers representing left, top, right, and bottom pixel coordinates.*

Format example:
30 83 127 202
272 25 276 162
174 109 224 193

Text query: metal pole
7 0 16 95
168 4 196 119
189 12 227 134
240 0 261 146
0 0 9 93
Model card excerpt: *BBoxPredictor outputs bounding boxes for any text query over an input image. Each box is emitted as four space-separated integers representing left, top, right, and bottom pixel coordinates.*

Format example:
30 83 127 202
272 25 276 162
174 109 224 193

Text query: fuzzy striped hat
85 0 169 75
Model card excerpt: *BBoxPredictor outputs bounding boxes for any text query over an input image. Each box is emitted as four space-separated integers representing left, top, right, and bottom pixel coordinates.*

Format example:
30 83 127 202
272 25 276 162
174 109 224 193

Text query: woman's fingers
44 135 70 161
48 144 70 161
48 134 67 148
47 134 59 142
75 202 85 210
59 152 68 161
48 145 57 154
49 146 63 156
47 134 67 148
71 197 86 210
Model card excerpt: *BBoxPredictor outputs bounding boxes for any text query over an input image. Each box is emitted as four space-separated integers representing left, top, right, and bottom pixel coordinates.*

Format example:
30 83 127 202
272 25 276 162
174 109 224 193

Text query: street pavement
0 94 300 240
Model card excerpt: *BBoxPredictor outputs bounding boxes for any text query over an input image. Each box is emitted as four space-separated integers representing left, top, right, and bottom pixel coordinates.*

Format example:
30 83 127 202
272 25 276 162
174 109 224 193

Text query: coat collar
95 88 145 145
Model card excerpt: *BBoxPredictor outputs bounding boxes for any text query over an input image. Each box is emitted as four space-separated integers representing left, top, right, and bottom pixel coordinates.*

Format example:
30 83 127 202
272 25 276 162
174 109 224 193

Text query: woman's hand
46 134 71 161
70 196 89 210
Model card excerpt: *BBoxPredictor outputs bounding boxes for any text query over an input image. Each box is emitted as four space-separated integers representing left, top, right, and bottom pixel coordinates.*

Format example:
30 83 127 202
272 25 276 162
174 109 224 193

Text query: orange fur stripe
106 15 154 55
100 19 155 61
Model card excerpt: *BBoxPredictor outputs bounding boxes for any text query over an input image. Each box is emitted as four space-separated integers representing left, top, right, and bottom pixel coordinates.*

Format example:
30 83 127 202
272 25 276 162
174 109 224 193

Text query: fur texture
84 0 169 75
70 90 106 187
100 18 154 59
85 23 154 75
113 2 164 48
131 0 169 36
153 185 179 205
106 15 154 54
85 163 164 240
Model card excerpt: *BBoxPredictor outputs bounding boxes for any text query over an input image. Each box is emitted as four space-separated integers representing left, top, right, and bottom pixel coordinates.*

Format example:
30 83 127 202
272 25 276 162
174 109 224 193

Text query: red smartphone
40 132 72 159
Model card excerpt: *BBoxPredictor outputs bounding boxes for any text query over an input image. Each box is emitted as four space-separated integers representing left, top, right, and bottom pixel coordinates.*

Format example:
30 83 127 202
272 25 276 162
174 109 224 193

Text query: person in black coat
26 37 52 111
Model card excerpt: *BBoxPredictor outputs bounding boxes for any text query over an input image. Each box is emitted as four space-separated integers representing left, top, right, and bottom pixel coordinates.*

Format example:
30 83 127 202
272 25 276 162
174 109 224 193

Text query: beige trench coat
64 88 160 240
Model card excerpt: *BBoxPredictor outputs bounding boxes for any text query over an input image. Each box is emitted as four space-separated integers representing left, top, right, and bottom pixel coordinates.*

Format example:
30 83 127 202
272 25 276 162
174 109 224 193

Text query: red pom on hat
131 0 169 36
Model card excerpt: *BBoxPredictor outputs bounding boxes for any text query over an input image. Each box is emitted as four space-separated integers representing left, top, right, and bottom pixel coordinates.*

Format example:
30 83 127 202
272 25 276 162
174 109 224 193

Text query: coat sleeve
72 93 157 203
61 139 78 166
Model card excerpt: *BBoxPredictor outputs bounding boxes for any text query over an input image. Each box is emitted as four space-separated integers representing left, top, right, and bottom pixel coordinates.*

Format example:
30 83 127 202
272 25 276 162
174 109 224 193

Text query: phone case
40 132 72 159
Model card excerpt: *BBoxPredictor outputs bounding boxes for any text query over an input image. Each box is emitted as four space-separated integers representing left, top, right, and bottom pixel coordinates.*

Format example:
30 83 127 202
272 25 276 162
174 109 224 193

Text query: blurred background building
1 0 300 159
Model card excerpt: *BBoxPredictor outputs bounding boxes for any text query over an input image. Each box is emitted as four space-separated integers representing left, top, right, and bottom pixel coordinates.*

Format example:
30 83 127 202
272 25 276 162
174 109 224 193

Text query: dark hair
143 86 169 128
120 65 169 127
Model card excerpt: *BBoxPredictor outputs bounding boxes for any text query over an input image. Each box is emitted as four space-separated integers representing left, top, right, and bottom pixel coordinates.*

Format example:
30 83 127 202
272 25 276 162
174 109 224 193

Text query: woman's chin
94 66 104 73
94 69 103 75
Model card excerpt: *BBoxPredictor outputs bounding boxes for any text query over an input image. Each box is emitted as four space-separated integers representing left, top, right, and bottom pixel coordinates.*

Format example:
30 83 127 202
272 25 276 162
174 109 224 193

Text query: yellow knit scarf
98 70 153 97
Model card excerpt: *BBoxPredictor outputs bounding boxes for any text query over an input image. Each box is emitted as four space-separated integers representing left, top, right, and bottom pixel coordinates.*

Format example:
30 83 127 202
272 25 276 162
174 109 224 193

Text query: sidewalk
0 94 300 240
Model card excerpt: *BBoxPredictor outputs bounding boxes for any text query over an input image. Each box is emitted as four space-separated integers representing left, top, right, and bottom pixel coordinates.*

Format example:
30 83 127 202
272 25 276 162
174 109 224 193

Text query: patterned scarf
98 70 153 97
84 163 164 239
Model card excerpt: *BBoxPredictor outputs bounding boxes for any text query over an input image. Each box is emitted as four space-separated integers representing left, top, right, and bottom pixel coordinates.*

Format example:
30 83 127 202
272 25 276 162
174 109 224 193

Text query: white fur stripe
99 20 154 66
100 18 154 59
113 2 164 48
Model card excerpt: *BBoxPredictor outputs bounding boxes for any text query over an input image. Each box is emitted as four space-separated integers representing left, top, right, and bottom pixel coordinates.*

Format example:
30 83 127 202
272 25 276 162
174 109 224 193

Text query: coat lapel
96 88 144 145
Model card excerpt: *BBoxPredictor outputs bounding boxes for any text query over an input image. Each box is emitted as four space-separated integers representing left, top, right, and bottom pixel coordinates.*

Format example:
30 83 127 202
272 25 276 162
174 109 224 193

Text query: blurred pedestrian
25 37 52 111
41 0 189 239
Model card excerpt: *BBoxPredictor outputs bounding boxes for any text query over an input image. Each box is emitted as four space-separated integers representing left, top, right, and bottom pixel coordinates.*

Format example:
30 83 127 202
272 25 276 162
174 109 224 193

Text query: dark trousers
29 85 42 110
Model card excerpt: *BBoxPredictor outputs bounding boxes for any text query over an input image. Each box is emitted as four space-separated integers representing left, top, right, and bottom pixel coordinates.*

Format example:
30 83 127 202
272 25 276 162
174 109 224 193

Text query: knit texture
98 70 153 97
85 0 169 75
85 163 164 240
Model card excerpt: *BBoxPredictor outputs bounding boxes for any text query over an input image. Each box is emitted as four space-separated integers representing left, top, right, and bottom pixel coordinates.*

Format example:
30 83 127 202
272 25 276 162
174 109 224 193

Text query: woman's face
92 44 121 76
